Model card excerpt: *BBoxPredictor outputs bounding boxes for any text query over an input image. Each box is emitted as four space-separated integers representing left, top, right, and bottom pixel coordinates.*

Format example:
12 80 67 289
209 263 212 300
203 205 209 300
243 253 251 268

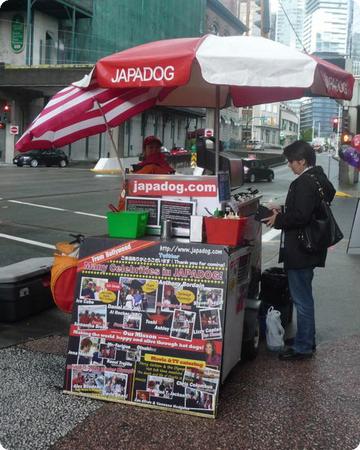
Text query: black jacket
274 166 336 270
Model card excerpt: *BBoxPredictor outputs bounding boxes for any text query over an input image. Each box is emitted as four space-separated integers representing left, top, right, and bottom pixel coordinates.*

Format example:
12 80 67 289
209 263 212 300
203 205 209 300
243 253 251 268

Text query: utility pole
312 119 315 141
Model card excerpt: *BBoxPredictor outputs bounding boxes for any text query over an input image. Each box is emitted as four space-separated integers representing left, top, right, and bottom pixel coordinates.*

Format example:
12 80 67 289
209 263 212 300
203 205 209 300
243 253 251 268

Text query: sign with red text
127 176 218 198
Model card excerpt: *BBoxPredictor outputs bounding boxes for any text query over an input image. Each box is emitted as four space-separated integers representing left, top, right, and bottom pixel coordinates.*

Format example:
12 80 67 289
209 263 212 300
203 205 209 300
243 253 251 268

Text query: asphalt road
0 153 354 266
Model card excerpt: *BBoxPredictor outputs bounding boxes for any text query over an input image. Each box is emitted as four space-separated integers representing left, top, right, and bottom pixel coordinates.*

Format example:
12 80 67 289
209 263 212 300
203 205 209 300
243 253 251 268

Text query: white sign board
9 125 19 135
348 199 360 254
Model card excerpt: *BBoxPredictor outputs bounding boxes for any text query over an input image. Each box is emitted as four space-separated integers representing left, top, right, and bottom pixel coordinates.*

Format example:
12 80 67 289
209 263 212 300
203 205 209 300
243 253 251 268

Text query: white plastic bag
266 306 285 351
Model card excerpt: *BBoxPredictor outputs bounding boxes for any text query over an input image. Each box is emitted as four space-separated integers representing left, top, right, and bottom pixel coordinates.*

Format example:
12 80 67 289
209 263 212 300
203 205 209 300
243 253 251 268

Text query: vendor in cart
132 135 175 174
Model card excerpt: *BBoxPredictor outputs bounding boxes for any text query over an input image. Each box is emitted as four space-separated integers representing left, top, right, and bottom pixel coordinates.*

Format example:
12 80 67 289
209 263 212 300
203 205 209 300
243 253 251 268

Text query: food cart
15 35 354 417
63 172 262 418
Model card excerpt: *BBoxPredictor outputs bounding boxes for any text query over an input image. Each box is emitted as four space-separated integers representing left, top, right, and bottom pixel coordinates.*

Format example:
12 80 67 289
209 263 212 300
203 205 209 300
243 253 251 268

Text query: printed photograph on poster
71 365 105 392
77 305 107 329
126 349 141 362
122 312 142 330
79 277 108 300
185 387 214 410
77 337 100 364
146 375 174 399
196 287 223 309
161 283 181 311
170 310 196 341
183 367 220 394
146 308 172 326
99 343 117 360
118 277 158 312
199 309 222 340
136 390 150 401
203 341 222 368
102 371 128 398
161 283 197 312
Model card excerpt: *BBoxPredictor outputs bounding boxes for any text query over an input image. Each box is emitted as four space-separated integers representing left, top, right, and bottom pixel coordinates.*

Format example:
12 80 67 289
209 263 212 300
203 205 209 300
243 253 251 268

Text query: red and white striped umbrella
16 81 161 151
16 35 354 152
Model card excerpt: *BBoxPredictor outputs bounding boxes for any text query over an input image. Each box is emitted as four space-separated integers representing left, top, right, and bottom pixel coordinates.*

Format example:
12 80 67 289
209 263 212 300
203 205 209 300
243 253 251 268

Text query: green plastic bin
107 211 149 238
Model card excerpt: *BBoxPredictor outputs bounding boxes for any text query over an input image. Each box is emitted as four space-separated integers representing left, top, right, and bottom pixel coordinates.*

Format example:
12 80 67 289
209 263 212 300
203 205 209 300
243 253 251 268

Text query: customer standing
263 140 336 361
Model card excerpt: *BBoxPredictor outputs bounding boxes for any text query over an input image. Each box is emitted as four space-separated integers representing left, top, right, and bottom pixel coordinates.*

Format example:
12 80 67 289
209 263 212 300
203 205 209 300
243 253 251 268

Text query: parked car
242 158 274 183
170 146 189 156
13 149 69 167
245 140 264 151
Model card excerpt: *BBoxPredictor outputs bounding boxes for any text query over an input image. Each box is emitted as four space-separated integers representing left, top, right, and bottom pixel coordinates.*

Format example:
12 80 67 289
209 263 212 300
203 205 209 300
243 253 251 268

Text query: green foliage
300 128 313 142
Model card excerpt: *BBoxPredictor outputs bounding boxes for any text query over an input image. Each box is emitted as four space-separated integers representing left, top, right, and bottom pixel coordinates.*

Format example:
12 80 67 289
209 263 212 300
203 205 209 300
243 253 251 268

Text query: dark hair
80 337 92 350
283 140 316 167
204 341 216 356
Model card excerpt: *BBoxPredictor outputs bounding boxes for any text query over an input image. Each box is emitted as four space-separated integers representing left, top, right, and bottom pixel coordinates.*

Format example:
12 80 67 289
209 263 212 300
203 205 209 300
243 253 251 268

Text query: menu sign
126 197 195 236
64 237 229 417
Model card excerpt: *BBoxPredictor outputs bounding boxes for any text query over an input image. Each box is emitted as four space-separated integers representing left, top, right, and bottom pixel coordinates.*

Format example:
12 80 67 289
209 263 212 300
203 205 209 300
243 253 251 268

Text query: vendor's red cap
143 135 162 147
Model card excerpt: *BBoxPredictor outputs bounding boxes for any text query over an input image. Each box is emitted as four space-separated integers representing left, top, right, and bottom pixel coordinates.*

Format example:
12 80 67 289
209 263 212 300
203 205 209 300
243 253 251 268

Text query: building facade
300 0 350 139
348 0 360 76
0 0 246 163
275 0 305 50
303 0 348 55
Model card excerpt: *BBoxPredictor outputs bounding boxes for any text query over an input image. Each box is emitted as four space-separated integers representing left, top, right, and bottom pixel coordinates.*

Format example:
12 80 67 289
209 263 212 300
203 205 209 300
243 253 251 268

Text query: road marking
262 228 281 242
0 233 56 249
9 200 66 211
7 199 106 218
74 211 106 219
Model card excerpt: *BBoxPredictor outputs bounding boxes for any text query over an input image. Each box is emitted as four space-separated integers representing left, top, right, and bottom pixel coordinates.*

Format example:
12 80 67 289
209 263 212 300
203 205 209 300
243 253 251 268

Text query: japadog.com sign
127 176 218 197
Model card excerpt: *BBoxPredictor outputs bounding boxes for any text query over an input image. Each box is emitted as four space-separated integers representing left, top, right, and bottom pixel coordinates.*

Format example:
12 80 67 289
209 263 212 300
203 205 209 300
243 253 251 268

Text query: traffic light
2 104 11 123
332 117 339 133
342 109 350 132
341 131 352 145
254 0 270 37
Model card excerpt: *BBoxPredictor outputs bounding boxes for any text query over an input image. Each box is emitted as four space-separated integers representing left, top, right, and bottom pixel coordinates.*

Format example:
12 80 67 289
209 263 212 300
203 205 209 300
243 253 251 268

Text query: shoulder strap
305 173 325 200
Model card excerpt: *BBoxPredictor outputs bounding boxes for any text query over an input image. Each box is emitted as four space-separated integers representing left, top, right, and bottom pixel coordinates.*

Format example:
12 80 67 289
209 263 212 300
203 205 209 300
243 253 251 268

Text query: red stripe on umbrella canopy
15 83 161 151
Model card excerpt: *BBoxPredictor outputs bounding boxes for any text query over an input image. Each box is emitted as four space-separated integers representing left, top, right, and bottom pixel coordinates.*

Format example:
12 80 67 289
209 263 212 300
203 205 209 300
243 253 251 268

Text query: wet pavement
0 181 359 449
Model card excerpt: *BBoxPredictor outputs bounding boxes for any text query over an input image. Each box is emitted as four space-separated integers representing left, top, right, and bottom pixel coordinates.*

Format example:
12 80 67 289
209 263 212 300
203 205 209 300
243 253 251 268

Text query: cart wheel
30 159 39 168
241 319 260 361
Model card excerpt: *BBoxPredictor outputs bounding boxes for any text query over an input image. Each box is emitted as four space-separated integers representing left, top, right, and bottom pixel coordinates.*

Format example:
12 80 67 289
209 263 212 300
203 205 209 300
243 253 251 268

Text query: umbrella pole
96 101 125 174
214 86 220 174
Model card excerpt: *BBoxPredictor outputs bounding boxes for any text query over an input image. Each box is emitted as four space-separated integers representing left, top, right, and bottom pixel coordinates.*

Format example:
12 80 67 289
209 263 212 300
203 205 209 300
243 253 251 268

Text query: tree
300 128 313 142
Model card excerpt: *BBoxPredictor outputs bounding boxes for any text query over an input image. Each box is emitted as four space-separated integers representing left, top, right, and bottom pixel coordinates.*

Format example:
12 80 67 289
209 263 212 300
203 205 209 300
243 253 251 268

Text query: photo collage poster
64 237 229 418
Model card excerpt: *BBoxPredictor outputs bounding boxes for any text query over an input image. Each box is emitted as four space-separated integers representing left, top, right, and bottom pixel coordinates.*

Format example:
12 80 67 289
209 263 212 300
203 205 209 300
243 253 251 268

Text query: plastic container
0 257 54 322
107 211 149 238
204 216 248 246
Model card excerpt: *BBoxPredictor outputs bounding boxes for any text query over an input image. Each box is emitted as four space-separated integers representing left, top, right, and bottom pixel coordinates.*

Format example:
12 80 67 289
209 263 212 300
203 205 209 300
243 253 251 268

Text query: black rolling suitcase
259 267 293 330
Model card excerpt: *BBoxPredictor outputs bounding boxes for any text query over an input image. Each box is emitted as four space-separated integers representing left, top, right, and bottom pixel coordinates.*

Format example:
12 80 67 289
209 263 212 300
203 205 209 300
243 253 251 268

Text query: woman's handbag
298 175 343 253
